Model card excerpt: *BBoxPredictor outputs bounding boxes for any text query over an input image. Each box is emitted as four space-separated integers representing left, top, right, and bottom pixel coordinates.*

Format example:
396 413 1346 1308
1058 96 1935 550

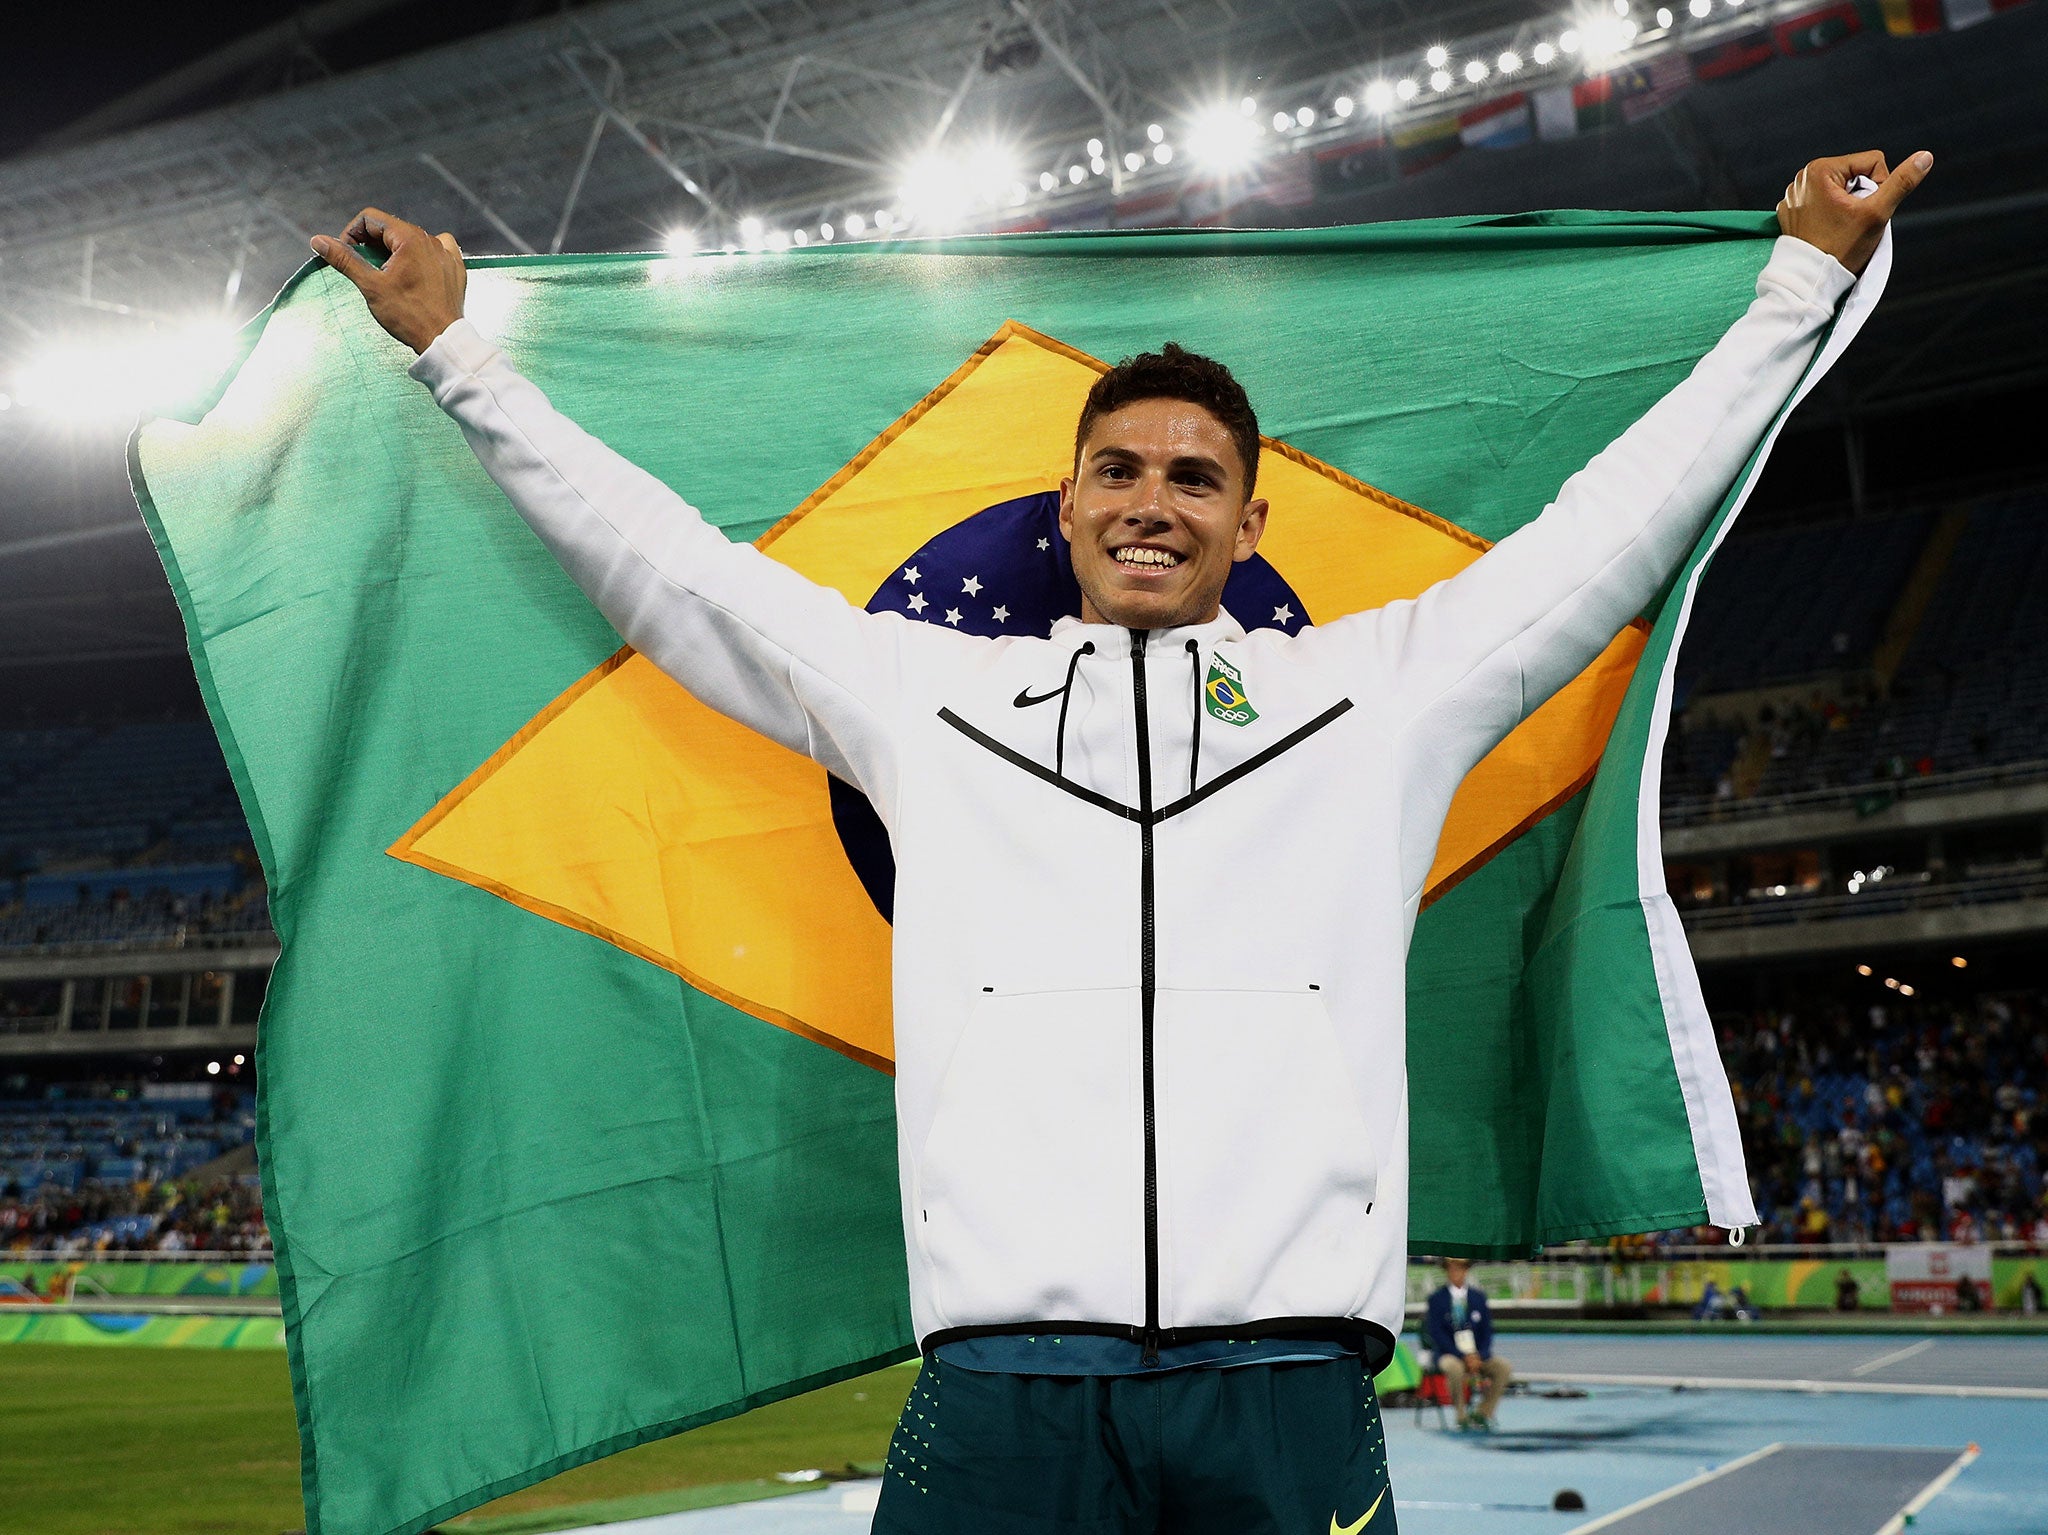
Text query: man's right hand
311 209 467 356
1463 1352 1482 1372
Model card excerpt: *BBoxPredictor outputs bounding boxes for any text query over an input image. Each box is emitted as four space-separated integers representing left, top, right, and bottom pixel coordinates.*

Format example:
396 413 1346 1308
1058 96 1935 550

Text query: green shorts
872 1355 1397 1535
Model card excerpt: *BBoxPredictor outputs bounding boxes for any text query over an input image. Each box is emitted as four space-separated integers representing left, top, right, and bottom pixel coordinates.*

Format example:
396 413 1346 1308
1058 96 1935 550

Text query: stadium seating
1678 508 1932 697
0 1088 261 1253
1720 984 2047 1245
0 721 264 951
1666 490 2048 807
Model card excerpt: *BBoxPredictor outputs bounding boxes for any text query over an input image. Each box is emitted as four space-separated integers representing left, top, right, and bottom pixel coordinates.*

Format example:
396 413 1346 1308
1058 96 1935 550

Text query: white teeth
1114 547 1180 568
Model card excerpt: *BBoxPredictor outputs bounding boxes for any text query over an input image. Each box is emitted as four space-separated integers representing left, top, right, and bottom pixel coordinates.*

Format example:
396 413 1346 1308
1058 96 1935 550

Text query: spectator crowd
1 1173 268 1254
1723 984 2048 1245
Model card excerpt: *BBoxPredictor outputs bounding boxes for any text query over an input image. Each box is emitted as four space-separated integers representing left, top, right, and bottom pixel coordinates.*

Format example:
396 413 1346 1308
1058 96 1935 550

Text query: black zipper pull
1141 1329 1161 1367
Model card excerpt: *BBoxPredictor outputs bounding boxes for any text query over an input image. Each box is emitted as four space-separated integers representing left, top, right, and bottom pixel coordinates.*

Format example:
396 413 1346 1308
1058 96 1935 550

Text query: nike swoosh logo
1331 1487 1387 1534
1013 686 1065 708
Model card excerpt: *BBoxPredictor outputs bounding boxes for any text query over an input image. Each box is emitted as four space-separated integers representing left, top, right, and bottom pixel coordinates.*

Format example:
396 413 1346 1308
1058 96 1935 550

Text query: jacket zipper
1129 628 1161 1365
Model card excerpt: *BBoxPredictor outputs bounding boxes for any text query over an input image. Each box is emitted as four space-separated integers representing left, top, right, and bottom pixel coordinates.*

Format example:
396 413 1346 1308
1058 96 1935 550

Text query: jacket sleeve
1323 235 1858 895
1421 1291 1453 1357
409 319 916 800
1474 1294 1495 1360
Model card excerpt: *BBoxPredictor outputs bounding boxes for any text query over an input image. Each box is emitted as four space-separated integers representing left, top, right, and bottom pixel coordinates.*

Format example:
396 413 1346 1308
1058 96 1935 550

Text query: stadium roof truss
0 0 1505 335
19 0 2032 371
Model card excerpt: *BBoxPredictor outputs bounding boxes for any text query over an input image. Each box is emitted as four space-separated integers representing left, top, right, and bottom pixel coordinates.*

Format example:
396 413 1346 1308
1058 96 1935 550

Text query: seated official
1421 1258 1511 1431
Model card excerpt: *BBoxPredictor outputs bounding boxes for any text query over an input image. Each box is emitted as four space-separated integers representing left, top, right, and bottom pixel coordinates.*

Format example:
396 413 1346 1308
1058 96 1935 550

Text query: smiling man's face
1059 396 1269 631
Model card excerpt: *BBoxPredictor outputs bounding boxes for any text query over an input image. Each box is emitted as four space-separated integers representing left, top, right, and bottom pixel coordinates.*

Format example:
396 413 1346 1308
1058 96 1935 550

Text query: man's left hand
1777 151 1932 276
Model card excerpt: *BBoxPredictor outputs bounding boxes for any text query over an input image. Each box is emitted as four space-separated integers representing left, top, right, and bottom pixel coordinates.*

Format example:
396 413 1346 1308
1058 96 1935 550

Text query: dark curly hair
1073 342 1261 496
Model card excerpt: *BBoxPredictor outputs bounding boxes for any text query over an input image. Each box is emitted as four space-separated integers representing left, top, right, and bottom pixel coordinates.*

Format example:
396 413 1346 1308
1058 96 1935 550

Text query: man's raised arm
311 210 919 801
1356 152 1929 769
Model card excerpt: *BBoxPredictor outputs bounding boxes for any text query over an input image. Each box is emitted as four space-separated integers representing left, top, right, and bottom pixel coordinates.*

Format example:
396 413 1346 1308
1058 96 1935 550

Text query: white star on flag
907 593 927 614
1036 538 1050 551
1272 604 1294 623
992 605 1010 623
962 576 982 596
903 566 921 584
943 608 963 626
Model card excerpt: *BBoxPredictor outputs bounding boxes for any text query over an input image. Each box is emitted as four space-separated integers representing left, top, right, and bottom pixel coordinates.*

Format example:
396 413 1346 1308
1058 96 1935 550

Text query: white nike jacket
412 237 1857 1367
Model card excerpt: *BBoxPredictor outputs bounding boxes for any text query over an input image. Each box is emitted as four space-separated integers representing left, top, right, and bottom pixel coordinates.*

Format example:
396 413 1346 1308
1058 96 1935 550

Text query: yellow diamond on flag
391 322 1645 1071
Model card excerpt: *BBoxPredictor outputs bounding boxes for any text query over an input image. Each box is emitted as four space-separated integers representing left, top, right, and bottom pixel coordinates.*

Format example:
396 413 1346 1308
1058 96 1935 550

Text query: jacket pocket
914 986 1143 1329
1155 986 1379 1326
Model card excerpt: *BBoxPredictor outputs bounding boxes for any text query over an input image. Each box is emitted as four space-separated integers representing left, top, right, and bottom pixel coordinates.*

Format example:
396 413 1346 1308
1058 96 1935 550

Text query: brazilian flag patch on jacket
1205 655 1258 725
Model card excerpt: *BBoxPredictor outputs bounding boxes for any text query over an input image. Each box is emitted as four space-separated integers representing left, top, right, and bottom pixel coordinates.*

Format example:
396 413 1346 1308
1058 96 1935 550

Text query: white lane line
1872 1444 1981 1535
1850 1338 1936 1377
1518 1369 2048 1401
1562 1443 1785 1535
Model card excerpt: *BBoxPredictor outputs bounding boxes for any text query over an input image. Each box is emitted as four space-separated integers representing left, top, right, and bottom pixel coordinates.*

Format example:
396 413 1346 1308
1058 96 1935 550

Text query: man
1835 1267 1862 1312
1421 1258 1509 1431
310 149 1925 1533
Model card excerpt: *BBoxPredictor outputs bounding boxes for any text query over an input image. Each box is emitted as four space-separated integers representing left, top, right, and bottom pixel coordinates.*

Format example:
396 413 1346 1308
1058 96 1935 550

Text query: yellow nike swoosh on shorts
1330 1487 1387 1534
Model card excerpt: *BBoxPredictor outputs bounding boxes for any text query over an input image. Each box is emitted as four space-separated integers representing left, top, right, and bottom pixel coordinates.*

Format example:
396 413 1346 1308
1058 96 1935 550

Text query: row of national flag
1301 0 2030 197
987 0 2034 223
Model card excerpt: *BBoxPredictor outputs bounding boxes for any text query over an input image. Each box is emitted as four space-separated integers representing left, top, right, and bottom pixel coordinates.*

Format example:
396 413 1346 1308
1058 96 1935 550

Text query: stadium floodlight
1395 77 1419 100
1333 95 1355 117
897 151 973 227
1363 80 1395 113
1533 40 1557 63
1039 170 1058 191
1498 50 1523 73
1429 69 1452 91
1152 142 1173 164
1123 150 1144 171
1614 0 1630 12
1184 104 1263 172
1952 955 1968 968
963 144 1020 206
1273 112 1292 132
1069 163 1085 183
1090 154 1107 174
1581 15 1639 56
767 229 792 251
1296 106 1315 126
846 212 867 235
1147 123 1164 143
1464 59 1489 82
0 392 12 411
1857 964 1873 976
13 320 241 422
1656 6 1673 24
1899 983 1916 997
1425 44 1449 67
662 226 696 259
819 222 834 242
791 228 809 246
207 1060 221 1075
1559 28 1581 51
1239 95 1257 115
1690 0 1710 12
738 215 765 246
1087 137 1104 157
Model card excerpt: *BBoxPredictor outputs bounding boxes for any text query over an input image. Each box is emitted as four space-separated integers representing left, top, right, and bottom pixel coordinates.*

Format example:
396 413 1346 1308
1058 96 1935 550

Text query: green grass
0 1346 916 1535
0 1347 302 1535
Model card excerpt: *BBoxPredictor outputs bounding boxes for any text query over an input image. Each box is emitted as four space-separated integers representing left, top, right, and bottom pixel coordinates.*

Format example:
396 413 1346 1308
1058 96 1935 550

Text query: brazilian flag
133 213 1881 1535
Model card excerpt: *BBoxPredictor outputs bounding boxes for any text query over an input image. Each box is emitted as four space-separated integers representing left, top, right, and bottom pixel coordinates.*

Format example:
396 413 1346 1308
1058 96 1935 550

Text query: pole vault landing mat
1572 1443 1975 1535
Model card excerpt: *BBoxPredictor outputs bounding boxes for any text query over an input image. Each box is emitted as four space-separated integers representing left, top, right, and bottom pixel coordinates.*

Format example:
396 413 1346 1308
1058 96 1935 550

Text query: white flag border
1633 226 1895 1234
